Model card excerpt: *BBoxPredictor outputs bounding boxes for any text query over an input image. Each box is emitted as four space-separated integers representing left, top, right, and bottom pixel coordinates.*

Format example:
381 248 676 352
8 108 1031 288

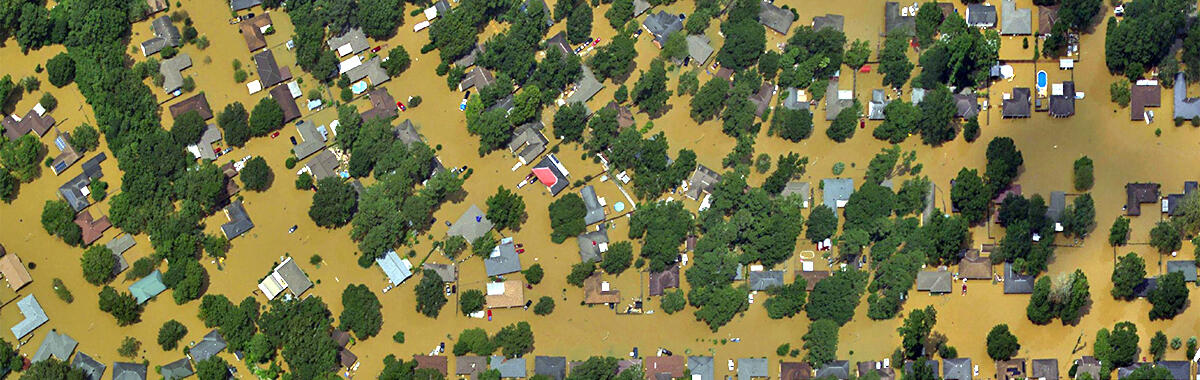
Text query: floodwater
3 0 1200 378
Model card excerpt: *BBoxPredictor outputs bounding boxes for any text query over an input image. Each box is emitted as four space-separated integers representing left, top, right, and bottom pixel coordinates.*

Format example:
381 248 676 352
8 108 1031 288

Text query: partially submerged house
185 124 222 161
107 235 134 275
239 13 273 52
856 361 894 380
748 82 776 118
581 186 606 225
1048 81 1076 118
220 200 254 239
129 270 166 304
1130 81 1161 122
1173 73 1200 121
868 89 890 120
448 204 494 242
816 360 852 379
739 358 769 379
781 361 814 380
1030 359 1058 380
822 178 854 210
1002 88 1031 118
534 356 566 380
954 93 980 119
305 149 340 181
489 356 527 378
566 65 604 105
577 228 609 263
958 250 992 280
812 14 844 32
292 121 327 160
57 153 106 212
457 356 488 380
422 263 458 283
376 251 415 286
0 253 32 290
168 93 214 120
10 295 48 339
642 11 683 48
604 101 636 129
258 257 313 300
884 2 916 36
485 238 523 277
230 0 261 11
780 181 811 207
1003 262 1035 294
966 4 997 28
48 132 80 176
140 16 181 56
459 67 497 91
360 88 398 122
532 154 570 195
32 330 77 363
684 164 721 200
190 330 227 362
583 274 620 305
645 356 686 379
824 79 855 120
415 355 449 377
1161 181 1195 216
345 57 390 86
509 122 548 165
327 28 369 57
648 265 680 296
1000 0 1031 35
272 84 302 123
254 49 290 89
72 351 106 380
112 362 148 380
75 210 112 246
2 103 56 141
685 35 715 67
758 2 794 35
1166 261 1197 282
1074 357 1102 380
161 358 194 380
1125 182 1160 216
748 270 784 291
688 356 715 380
916 269 952 294
943 357 972 380
545 32 572 58
1155 361 1190 380
782 87 809 111
160 53 192 93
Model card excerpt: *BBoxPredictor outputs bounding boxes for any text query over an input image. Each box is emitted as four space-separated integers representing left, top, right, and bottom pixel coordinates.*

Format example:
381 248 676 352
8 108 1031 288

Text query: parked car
397 101 406 111
288 225 298 233
523 300 533 310
516 249 525 254
463 90 471 100
371 46 382 53
289 136 297 145
270 131 280 138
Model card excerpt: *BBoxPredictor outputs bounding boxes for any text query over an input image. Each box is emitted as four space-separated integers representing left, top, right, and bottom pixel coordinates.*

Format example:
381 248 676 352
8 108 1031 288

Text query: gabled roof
966 4 997 27
345 57 389 85
884 2 916 36
0 253 32 290
816 360 851 379
459 67 496 91
856 361 894 380
447 204 494 242
781 181 811 203
1125 182 1160 216
605 101 636 129
1002 87 1031 118
942 357 972 380
534 356 566 380
738 358 769 379
160 53 192 93
1030 359 1058 380
72 351 106 380
688 356 715 380
583 274 620 304
567 65 604 105
581 186 605 225
2 107 56 141
75 210 112 246
1174 73 1200 120
230 0 261 11
275 257 312 297
169 93 214 120
758 2 794 34
868 89 890 120
415 355 449 376
59 171 94 212
32 330 77 363
781 361 813 380
489 356 527 378
1049 81 1075 118
532 154 569 195
958 254 992 280
238 13 273 52
633 0 650 16
10 295 48 339
509 122 548 164
292 120 326 159
824 79 854 121
798 270 830 291
954 93 980 119
1131 83 1162 121
916 270 952 293
1166 261 1197 282
422 263 457 282
812 14 844 32
686 35 714 66
113 362 148 380
1155 361 1190 380
485 239 522 277
748 270 784 291
457 356 489 378
748 82 776 118
129 270 166 304
1116 363 1145 379
645 356 686 379
642 11 683 47
305 149 339 181
360 88 398 122
327 28 369 56
454 45 485 68
577 229 609 263
254 49 286 88
376 251 415 286
1000 0 1031 34
220 200 254 239
685 164 721 200
1003 262 1035 294
545 32 572 58
190 329 227 362
146 16 181 52
782 87 808 111
161 357 194 380
648 265 680 296
271 84 301 123
822 178 854 210
187 124 222 161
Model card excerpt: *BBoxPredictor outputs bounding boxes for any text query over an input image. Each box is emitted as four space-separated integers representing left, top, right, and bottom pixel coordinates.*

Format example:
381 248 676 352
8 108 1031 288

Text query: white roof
247 80 263 94
486 282 506 296
413 20 430 32
337 43 354 57
1051 83 1064 96
287 81 302 98
32 103 46 116
339 55 363 75
1059 58 1074 68
838 90 853 100
258 273 286 300
424 6 438 20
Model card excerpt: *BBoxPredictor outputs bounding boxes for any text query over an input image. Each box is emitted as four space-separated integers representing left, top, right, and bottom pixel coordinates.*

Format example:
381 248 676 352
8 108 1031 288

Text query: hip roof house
32 330 77 363
129 270 167 304
758 2 795 35
10 295 48 339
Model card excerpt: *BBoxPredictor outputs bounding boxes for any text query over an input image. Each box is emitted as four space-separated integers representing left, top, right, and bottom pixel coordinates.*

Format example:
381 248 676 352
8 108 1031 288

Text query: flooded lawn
3 0 1200 377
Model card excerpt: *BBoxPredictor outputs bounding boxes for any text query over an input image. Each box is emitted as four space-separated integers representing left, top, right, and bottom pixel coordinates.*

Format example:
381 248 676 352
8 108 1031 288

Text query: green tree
605 0 632 29
308 177 359 228
493 321 535 358
98 286 142 325
218 102 251 147
805 269 867 325
249 97 284 136
802 319 839 366
1109 216 1131 246
1110 79 1131 107
340 284 383 339
1148 271 1188 320
951 168 989 223
660 289 686 314
566 2 592 44
566 261 595 287
460 289 486 315
1107 321 1140 367
844 39 871 71
1061 194 1095 238
80 245 116 285
1149 331 1167 361
715 17 766 70
986 324 1020 360
1074 156 1094 191
196 356 231 380
523 263 544 284
553 102 588 143
915 86 958 145
0 134 46 182
660 32 687 61
240 156 273 191
1111 253 1146 300
1149 220 1182 253
770 106 814 142
533 296 555 315
914 1 944 46
873 101 916 143
486 186 527 231
690 77 728 122
414 269 447 318
548 193 588 243
295 172 314 190
826 103 860 142
600 241 633 275
157 319 188 350
805 206 838 242
20 358 86 379
880 33 914 89
962 116 980 142
0 169 15 203
764 278 808 319
41 199 82 246
382 47 411 76
630 59 671 116
69 124 100 153
452 328 494 356
46 52 76 87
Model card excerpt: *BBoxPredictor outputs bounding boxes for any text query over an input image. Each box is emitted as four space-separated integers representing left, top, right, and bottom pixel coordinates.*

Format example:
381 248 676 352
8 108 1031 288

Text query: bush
52 278 73 303
295 172 314 190
39 92 57 112
46 53 76 87
70 124 100 153
986 324 1020 360
409 96 422 108
393 331 405 343
661 289 686 314
1073 156 1094 191
1110 79 1130 107
523 264 544 284
157 320 188 350
117 337 140 358
533 296 555 315
460 289 485 315
234 69 248 83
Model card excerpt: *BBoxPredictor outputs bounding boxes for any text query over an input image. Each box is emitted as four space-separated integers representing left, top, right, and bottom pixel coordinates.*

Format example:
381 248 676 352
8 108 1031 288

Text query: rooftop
0 253 32 290
489 356 527 378
758 2 795 34
360 88 398 122
10 294 48 339
958 253 992 280
567 65 605 105
1030 359 1058 380
748 82 776 118
129 270 166 304
168 93 214 120
739 358 769 379
376 251 415 286
1003 262 1035 294
71 351 106 380
161 357 194 380
1125 182 1160 216
159 53 192 93
1174 73 1200 120
1000 0 1031 34
532 154 570 195
685 164 721 200
916 269 952 294
545 32 572 58
292 121 326 159
74 210 112 246
1131 83 1162 121
822 178 855 210
577 228 610 263
581 186 605 225
780 361 814 380
954 93 980 119
457 355 488 379
825 79 855 120
112 362 148 380
190 329 227 362
868 89 890 120
1038 5 1059 33
2 107 56 141
305 149 340 181
32 330 77 363
459 67 497 91
414 355 449 376
485 239 523 277
1002 87 1031 118
1166 261 1196 282
275 257 312 297
816 360 851 379
943 357 972 380
448 204 494 243
345 56 389 85
648 265 680 296
748 270 784 291
422 263 458 282
534 356 567 380
686 35 714 66
583 274 621 304
230 0 261 11
645 356 686 379
509 122 548 165
327 28 369 56
238 13 273 52
884 2 916 36
688 356 715 380
220 200 254 239
642 11 683 47
1049 81 1076 118
812 14 844 32
253 49 287 88
966 4 997 27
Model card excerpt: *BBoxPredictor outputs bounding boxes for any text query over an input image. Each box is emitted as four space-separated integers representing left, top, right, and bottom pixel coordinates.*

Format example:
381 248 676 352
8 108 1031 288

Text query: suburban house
112 362 149 380
456 356 488 379
868 89 891 120
376 250 415 286
748 82 776 118
489 356 527 378
748 270 784 291
648 265 679 296
0 253 32 290
781 361 814 380
239 13 273 52
966 4 997 28
824 79 855 120
1173 73 1200 121
813 14 844 32
916 269 952 294
905 360 939 377
360 88 398 122
816 360 852 379
220 200 254 239
1048 81 1076 118
581 186 606 225
1166 261 1197 282
106 234 136 276
168 93 214 120
72 351 106 380
1030 359 1058 380
578 228 609 263
1156 361 1190 380
688 356 715 380
782 87 809 111
10 295 48 339
46 132 81 176
958 250 992 280
484 238 523 277
332 330 358 369
534 356 567 380
57 153 106 211
1000 0 1031 34
684 164 721 200
2 103 56 141
943 357 972 380
604 101 636 129
644 356 686 379
129 270 167 304
509 122 549 165
758 2 795 35
190 330 227 362
738 358 769 379
545 32 572 57
254 50 291 89
1161 181 1196 216
632 0 650 17
1132 277 1158 298
583 274 620 305
415 355 449 376
144 0 167 15
566 65 604 105
532 154 570 195
685 35 714 66
1130 81 1161 122
32 330 77 363
459 67 497 91
271 84 302 123
230 0 261 11
642 11 683 48
1125 182 1160 216
257 257 313 300
185 124 222 161
884 2 916 36
327 28 369 57
1002 88 1031 118
822 178 855 210
954 93 980 119
780 181 811 207
160 53 192 93
292 121 327 159
305 149 340 181
422 263 458 283
856 360 895 379
798 269 830 291
447 204 494 242
1003 263 1035 294
1073 357 1101 380
75 210 112 246
454 45 485 68
344 57 390 86
140 16 181 56
161 358 194 379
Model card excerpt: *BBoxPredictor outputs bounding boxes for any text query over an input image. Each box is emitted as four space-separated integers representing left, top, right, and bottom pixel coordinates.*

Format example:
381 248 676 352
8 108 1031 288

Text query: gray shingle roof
161 357 194 380
738 358 768 379
485 240 522 277
917 270 953 294
1003 87 1031 118
1001 0 1032 34
72 351 106 380
1166 261 1197 282
748 270 784 291
688 356 714 380
822 178 854 210
276 258 312 297
220 200 254 239
577 229 609 263
326 28 369 55
160 53 192 93
1156 361 1190 380
566 65 604 105
1004 262 1035 294
1174 73 1200 120
782 87 807 111
581 186 605 225
141 16 181 56
812 14 844 32
447 204 494 242
509 122 548 164
545 32 572 58
113 362 148 380
106 233 136 254
816 360 851 379
943 357 972 380
967 4 997 27
59 172 94 212
190 329 227 362
824 79 854 120
490 356 526 378
32 330 77 363
868 89 890 120
230 0 261 11
632 0 650 17
686 35 714 66
954 93 980 119
534 356 566 380
1031 359 1058 380
884 2 915 36
685 164 721 200
1046 191 1066 222
253 49 284 88
345 56 389 85
642 11 683 47
305 149 339 181
292 121 327 159
758 2 794 34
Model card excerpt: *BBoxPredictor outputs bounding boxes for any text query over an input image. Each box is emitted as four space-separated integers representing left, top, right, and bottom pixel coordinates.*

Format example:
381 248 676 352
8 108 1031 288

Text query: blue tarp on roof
376 251 414 286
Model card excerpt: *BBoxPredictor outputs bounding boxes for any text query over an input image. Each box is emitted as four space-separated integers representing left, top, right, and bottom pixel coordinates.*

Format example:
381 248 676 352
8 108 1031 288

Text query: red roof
532 167 558 188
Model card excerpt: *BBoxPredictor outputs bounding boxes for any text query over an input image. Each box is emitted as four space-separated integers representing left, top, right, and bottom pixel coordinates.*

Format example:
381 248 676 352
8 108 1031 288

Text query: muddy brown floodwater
4 0 1200 378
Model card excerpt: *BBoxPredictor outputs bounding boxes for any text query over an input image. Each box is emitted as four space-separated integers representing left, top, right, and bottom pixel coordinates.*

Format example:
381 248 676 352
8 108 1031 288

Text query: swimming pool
1037 70 1047 88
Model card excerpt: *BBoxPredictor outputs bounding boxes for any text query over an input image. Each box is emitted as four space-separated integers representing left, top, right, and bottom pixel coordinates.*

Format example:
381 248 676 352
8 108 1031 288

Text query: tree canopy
340 284 383 339
309 177 359 228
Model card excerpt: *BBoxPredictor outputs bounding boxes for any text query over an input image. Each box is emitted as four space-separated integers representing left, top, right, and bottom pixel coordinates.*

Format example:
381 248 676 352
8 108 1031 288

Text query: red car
371 46 382 53
396 101 406 111
270 131 280 138
592 38 601 46
516 249 525 254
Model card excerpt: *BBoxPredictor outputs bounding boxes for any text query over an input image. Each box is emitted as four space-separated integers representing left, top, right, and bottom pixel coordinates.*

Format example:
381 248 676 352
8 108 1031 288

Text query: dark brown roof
715 67 734 81
644 356 685 379
331 330 351 348
1125 183 1160 216
959 255 993 280
605 101 635 129
75 210 112 246
780 362 813 380
339 349 358 368
239 13 272 52
169 93 214 120
2 109 56 141
270 85 301 123
361 88 398 122
1130 84 1161 121
648 265 679 296
1038 5 1058 34
414 355 448 375
798 270 831 291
